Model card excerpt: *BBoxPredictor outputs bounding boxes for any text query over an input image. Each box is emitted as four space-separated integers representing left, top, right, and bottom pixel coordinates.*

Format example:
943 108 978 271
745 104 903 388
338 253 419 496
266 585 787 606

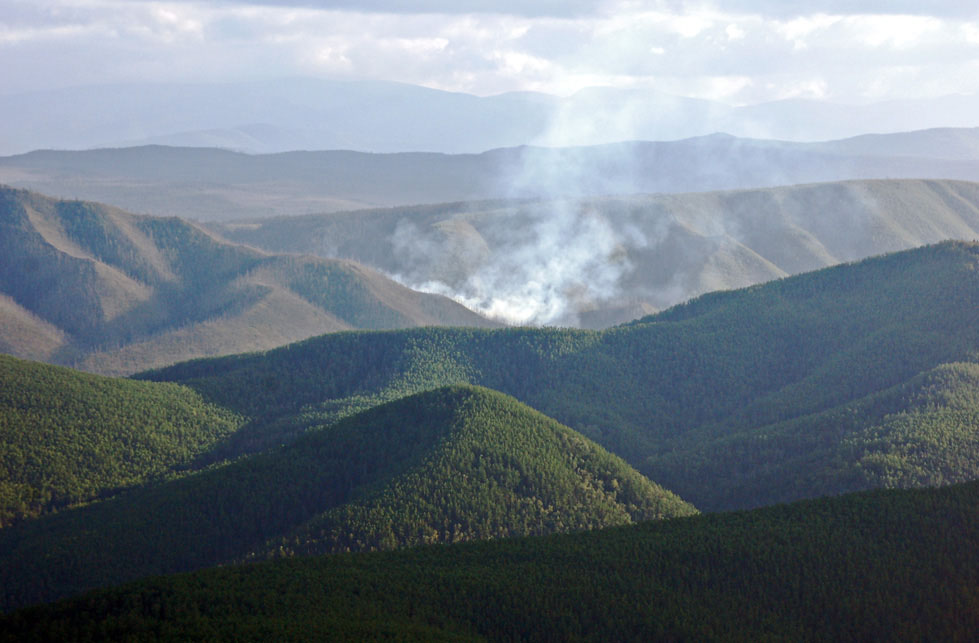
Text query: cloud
708 1 979 19
97 0 616 18
1 0 978 103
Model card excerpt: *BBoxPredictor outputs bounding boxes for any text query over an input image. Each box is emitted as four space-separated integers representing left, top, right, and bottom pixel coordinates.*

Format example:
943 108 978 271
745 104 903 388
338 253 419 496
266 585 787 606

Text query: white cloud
1 0 979 105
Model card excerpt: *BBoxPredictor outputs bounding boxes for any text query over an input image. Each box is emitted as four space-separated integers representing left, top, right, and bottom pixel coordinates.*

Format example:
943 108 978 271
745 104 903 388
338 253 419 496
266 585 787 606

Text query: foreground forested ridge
4 480 978 641
0 386 693 611
0 186 495 375
3 241 979 614
144 241 979 511
0 354 242 526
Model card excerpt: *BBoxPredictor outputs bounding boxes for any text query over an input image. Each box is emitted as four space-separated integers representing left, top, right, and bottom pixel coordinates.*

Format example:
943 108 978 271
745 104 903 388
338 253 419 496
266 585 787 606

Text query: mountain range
3 78 979 156
0 186 495 375
1 240 978 618
3 128 979 221
140 240 979 513
214 178 979 326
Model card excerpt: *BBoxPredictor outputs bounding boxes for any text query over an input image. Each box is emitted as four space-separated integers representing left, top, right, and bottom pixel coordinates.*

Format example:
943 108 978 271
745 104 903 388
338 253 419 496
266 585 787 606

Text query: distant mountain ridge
4 129 979 221
2 78 979 155
0 186 496 375
213 178 979 326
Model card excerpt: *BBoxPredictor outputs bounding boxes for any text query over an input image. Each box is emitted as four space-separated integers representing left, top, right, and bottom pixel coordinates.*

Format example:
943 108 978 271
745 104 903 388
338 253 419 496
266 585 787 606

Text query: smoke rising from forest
391 100 652 326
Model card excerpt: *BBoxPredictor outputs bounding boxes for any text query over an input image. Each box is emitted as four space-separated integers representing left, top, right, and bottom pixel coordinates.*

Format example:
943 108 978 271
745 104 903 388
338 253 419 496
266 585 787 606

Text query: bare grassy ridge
213 178 979 325
0 186 496 375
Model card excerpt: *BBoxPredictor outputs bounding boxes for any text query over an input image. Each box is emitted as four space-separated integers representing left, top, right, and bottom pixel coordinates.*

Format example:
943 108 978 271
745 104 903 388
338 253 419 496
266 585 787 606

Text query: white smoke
415 200 633 326
389 97 655 327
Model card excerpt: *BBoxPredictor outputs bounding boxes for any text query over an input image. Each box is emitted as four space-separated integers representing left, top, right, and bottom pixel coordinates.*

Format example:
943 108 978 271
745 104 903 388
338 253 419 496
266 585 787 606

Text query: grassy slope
0 354 242 526
0 385 693 612
212 179 979 323
4 480 977 641
0 186 495 375
143 241 979 510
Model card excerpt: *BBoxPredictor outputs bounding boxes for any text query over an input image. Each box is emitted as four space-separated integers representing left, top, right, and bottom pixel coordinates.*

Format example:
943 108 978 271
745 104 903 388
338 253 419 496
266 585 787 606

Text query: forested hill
0 354 243 526
0 186 496 375
143 241 979 511
5 480 977 641
0 386 693 612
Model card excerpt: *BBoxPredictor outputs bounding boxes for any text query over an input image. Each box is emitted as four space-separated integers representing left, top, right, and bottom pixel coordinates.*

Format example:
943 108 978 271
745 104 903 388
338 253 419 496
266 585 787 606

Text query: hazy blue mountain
2 78 979 156
4 128 979 222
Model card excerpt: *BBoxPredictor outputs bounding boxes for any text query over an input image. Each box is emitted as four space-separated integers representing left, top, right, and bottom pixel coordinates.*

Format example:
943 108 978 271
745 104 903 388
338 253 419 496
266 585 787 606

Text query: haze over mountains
3 78 979 156
216 178 979 326
5 128 979 221
0 187 495 375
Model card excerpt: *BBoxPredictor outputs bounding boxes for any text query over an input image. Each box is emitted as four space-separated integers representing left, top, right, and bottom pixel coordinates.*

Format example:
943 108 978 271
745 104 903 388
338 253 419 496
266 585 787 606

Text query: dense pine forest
0 386 693 611
0 355 242 526
1 240 978 628
142 240 979 509
4 480 978 641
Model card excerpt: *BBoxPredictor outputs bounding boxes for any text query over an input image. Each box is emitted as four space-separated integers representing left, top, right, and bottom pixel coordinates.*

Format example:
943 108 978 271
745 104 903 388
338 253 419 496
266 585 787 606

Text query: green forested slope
143 241 979 510
0 354 242 526
5 480 977 641
0 386 693 611
648 361 979 509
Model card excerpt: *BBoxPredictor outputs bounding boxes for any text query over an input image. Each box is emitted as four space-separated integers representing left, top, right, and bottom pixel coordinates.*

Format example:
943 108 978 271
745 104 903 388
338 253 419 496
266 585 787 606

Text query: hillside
0 186 496 375
4 480 977 640
4 131 979 222
0 386 693 611
143 241 979 511
213 178 979 326
0 354 242 526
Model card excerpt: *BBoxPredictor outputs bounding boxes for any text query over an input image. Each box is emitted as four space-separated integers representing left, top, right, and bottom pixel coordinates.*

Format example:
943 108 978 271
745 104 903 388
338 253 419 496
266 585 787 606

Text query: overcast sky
3 1 979 104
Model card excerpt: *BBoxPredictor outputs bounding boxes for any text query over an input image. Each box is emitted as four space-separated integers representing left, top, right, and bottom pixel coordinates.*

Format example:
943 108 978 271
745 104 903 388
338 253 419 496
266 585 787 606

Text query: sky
3 1 979 105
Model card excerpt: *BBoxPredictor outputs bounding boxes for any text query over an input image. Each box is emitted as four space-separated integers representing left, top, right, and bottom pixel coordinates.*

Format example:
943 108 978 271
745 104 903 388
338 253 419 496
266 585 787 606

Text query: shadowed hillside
0 386 693 611
4 480 977 640
0 186 496 375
